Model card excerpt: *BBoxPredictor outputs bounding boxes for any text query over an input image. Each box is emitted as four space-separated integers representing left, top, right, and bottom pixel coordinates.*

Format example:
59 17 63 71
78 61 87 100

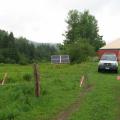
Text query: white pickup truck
98 53 118 73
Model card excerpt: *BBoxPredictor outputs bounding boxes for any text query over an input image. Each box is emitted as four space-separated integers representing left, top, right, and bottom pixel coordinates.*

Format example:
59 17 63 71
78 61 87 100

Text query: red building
97 39 120 61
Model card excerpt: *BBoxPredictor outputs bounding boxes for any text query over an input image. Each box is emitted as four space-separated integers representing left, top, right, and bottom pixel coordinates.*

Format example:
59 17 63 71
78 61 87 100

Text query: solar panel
51 55 70 64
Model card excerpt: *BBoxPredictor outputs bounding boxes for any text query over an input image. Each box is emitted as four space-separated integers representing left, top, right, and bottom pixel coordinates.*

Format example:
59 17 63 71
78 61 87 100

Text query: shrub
18 54 29 65
5 58 16 64
65 40 95 63
23 73 32 81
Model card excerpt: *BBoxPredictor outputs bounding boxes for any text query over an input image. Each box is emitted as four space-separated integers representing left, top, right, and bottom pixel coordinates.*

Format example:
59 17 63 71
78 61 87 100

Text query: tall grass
0 63 119 120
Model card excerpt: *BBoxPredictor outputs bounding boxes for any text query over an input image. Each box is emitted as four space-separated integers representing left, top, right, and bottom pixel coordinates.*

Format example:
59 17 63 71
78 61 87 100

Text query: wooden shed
97 39 120 61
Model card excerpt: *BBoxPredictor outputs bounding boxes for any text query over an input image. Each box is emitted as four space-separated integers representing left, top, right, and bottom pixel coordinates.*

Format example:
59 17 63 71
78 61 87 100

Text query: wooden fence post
80 75 85 87
2 73 7 85
33 63 40 97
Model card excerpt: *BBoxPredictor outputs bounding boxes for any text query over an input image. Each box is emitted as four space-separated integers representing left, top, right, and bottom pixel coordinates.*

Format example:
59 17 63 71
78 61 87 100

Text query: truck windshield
101 54 117 61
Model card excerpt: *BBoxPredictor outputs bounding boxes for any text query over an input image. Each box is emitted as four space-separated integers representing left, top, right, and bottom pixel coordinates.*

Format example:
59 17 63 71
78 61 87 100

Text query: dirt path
54 85 92 120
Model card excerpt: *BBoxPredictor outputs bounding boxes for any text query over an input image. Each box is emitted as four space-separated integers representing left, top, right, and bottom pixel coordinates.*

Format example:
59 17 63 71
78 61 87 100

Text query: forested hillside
0 30 59 64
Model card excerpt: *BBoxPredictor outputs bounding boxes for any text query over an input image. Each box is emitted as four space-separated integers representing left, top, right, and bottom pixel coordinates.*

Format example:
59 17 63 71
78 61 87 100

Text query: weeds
0 63 119 120
23 73 32 81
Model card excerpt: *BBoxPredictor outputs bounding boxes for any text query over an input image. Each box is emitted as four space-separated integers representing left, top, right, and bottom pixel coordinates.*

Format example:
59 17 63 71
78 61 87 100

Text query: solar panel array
51 55 70 64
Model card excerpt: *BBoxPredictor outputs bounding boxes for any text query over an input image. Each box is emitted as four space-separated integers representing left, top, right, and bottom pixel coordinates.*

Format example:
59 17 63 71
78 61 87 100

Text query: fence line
0 82 34 86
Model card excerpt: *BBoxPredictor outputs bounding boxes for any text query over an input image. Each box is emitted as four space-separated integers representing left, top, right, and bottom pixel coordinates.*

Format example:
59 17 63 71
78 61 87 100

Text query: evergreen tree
7 32 19 63
0 29 59 64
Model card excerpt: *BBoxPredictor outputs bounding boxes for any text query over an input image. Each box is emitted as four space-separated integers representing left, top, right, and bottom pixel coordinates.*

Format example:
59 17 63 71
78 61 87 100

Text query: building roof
100 38 120 49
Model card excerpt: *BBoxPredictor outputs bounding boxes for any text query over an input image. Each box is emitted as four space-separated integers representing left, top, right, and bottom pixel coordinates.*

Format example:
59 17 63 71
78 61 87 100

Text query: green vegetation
63 10 105 50
61 10 105 63
64 39 95 63
0 62 120 120
0 63 85 120
0 30 59 64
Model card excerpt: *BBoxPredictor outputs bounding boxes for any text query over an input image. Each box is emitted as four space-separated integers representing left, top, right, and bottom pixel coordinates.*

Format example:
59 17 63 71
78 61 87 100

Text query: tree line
0 30 59 64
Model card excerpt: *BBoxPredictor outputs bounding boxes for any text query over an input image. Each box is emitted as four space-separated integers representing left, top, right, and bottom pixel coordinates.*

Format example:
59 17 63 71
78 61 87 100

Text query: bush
23 73 32 81
0 54 5 63
65 40 95 63
18 54 29 65
5 58 16 64
19 60 28 65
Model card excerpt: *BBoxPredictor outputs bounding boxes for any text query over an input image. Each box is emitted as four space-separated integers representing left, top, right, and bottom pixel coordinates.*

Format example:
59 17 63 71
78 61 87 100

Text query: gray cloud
0 0 120 43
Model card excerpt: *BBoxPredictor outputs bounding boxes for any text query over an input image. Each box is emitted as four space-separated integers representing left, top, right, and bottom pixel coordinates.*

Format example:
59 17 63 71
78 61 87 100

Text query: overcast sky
0 0 120 43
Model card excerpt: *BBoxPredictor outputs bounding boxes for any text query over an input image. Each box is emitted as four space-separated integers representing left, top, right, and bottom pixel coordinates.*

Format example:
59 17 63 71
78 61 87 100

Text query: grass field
0 62 120 120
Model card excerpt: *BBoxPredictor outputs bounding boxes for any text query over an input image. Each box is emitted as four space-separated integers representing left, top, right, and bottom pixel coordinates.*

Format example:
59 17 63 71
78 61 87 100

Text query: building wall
118 50 120 61
97 49 120 61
